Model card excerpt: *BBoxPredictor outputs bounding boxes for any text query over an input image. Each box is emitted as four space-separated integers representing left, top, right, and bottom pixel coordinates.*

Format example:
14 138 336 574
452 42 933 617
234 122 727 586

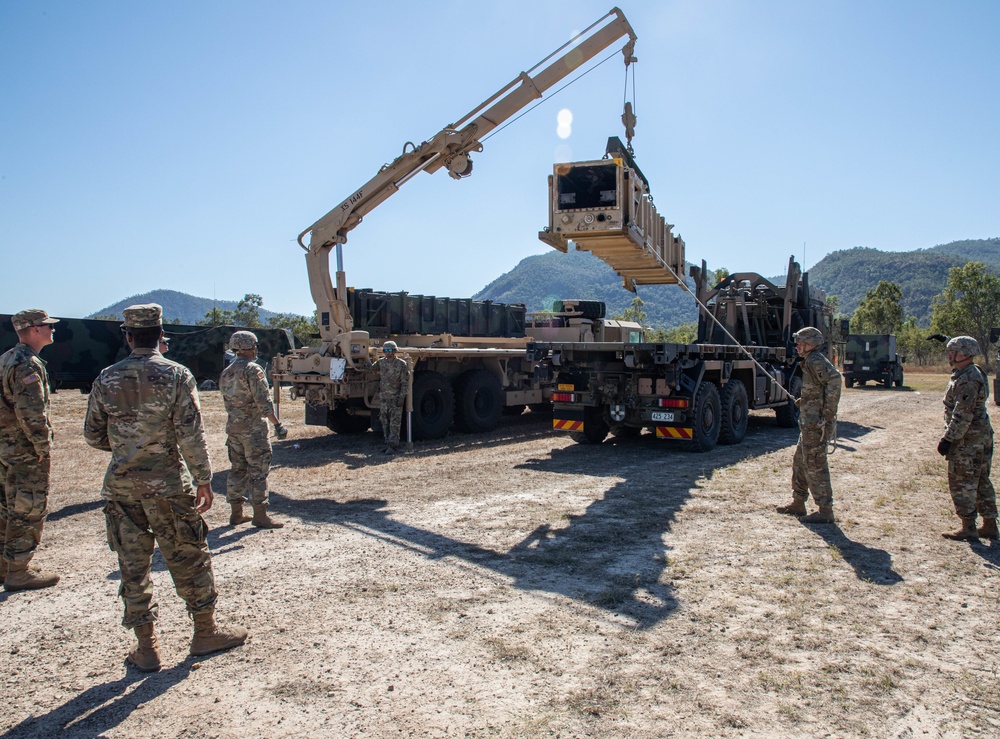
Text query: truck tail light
658 398 688 409
552 392 576 403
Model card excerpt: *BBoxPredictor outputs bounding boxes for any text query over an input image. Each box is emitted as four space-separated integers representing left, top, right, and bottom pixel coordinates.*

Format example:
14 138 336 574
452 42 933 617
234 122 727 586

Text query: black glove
937 438 952 456
274 422 288 440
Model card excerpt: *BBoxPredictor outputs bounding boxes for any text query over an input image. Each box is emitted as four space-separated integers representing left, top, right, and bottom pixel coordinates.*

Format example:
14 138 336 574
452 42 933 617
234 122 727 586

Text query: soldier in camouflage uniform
374 340 410 454
777 326 842 524
85 304 247 673
220 330 287 529
0 309 60 591
937 336 997 541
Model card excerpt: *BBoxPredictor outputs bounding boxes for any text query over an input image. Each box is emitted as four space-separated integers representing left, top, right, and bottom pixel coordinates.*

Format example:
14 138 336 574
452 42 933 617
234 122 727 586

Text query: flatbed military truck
526 257 834 451
842 334 904 388
271 9 653 440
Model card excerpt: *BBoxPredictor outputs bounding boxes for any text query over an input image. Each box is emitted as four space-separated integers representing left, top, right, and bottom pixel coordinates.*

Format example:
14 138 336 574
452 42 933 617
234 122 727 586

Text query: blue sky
2 1 997 318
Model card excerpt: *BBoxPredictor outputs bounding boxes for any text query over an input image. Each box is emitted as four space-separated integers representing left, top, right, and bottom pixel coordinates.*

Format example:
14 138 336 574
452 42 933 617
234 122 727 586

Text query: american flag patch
23 373 40 385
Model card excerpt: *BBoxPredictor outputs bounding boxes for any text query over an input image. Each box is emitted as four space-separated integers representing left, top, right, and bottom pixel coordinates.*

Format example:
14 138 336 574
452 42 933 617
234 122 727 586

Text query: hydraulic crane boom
298 8 637 362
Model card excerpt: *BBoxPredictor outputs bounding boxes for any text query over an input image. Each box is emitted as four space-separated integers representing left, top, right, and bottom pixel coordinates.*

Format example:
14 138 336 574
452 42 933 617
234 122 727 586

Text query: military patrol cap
229 330 259 350
12 308 59 332
793 326 824 346
383 340 398 353
946 335 979 357
122 304 163 329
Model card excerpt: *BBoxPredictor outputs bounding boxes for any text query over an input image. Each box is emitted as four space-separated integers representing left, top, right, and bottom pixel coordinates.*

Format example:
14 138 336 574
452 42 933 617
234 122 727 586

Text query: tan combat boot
128 623 162 673
189 612 248 656
801 507 836 524
4 562 59 591
978 517 999 540
229 501 252 526
251 504 284 529
776 500 807 516
942 517 979 541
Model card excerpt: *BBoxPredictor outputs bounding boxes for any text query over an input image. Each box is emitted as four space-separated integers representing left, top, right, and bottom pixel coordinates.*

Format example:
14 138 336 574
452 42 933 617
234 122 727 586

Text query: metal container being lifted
539 137 686 292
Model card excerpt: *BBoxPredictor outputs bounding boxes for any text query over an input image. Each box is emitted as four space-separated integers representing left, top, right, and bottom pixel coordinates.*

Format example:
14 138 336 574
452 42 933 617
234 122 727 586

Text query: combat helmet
229 330 259 351
945 335 979 357
793 326 825 346
383 340 398 353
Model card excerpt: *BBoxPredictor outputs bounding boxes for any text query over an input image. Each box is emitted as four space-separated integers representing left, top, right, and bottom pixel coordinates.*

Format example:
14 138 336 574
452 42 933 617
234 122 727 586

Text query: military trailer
527 257 834 452
842 334 904 388
0 315 296 391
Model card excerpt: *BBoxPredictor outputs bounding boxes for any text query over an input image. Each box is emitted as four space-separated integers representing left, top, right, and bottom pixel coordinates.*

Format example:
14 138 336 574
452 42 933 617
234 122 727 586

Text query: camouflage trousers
947 441 997 520
104 496 217 629
791 427 833 508
380 398 403 445
0 453 50 565
226 429 272 506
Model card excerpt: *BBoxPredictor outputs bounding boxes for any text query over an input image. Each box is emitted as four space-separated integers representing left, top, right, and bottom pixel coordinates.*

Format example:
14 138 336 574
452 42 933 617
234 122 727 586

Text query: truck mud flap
655 426 693 440
553 407 585 432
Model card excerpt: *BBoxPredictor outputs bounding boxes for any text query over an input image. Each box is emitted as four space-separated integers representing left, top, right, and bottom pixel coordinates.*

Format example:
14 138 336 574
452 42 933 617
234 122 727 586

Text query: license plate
861 366 870 370
652 411 675 422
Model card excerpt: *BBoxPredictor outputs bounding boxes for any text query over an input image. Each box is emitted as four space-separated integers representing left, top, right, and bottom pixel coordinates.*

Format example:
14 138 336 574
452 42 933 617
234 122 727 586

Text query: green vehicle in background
843 334 904 389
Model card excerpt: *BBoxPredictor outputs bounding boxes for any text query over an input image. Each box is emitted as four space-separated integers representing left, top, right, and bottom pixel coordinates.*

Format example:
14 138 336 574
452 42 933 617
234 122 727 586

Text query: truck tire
719 379 749 445
883 375 892 389
326 405 370 434
570 406 609 444
454 369 504 433
410 371 454 440
775 375 802 428
894 370 904 388
690 382 721 452
845 376 854 389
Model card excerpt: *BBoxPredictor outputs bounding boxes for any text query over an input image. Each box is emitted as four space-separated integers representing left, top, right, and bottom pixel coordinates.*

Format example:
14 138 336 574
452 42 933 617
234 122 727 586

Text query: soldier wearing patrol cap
85 303 247 672
937 335 997 541
776 326 843 524
373 340 410 454
219 330 286 529
0 309 60 591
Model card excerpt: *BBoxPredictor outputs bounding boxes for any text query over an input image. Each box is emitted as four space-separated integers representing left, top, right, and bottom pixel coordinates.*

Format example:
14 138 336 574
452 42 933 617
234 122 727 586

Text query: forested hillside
474 249 699 327
88 290 280 325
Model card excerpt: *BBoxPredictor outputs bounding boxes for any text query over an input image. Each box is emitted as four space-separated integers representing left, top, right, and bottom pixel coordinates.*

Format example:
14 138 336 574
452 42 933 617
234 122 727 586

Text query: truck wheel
883 376 892 389
690 382 721 452
719 379 748 445
326 405 370 434
845 376 854 389
775 375 802 428
454 369 503 433
570 406 608 444
410 372 454 440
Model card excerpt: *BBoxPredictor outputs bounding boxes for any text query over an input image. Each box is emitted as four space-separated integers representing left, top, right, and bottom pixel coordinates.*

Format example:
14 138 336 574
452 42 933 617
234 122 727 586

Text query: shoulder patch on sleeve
23 373 40 385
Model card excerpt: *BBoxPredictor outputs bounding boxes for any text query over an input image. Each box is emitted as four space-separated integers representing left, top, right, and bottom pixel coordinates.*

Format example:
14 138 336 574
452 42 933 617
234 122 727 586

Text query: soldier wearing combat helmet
374 340 410 454
85 303 247 672
776 325 843 524
219 330 286 529
0 308 60 591
937 335 997 541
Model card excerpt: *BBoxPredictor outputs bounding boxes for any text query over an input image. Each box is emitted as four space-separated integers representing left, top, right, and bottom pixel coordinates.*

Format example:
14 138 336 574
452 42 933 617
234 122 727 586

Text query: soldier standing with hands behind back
85 304 247 672
776 326 842 524
937 336 997 541
374 340 409 454
0 309 60 591
220 330 286 529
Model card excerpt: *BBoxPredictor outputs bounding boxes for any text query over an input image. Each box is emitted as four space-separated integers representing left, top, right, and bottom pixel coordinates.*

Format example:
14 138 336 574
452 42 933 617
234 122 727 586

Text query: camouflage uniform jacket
375 357 409 402
84 348 212 500
220 357 274 434
0 342 52 461
797 350 842 428
943 364 992 444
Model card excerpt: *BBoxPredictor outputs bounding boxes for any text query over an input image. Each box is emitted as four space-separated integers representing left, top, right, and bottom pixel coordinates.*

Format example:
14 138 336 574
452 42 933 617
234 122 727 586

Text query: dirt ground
2 371 999 738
